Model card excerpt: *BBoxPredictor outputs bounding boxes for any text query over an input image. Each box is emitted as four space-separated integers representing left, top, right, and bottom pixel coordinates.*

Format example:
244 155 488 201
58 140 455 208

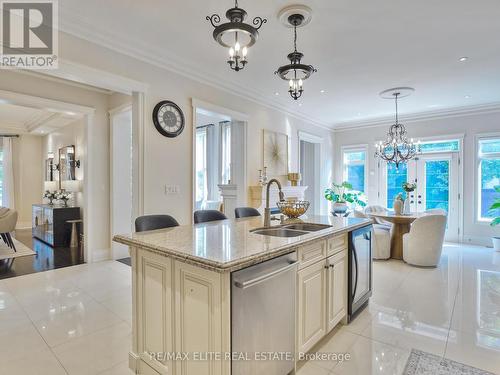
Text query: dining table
367 211 427 260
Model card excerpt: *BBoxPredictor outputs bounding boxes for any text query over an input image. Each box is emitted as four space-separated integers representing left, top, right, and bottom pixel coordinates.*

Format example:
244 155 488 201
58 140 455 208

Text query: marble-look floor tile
0 323 49 362
52 322 132 375
33 299 122 347
0 347 67 375
331 335 410 375
98 360 134 375
100 287 132 324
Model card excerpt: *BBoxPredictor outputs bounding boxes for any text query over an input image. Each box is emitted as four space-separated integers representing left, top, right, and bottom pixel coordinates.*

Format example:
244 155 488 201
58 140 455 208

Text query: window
220 121 231 184
477 137 500 221
195 127 207 205
342 148 366 193
419 140 459 153
386 163 407 209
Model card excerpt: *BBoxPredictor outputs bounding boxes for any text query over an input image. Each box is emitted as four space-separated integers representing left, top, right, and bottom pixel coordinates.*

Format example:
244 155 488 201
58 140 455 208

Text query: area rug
404 349 494 375
0 237 36 260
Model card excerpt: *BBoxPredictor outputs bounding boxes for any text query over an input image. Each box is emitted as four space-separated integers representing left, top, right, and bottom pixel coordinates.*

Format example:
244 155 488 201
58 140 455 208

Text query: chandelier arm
206 14 221 28
252 17 267 30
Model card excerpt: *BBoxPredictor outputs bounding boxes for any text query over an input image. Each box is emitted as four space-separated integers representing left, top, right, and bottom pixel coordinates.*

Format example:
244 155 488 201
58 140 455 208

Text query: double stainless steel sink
251 223 332 237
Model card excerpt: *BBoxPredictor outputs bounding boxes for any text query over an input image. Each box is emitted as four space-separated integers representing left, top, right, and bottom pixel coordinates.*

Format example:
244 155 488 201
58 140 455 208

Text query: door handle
234 261 298 289
418 201 422 204
352 248 359 300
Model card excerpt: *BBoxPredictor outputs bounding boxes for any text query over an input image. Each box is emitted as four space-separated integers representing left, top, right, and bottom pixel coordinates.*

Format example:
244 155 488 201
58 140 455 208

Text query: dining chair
194 210 228 224
135 214 179 232
364 205 392 229
0 208 18 251
403 214 447 267
424 208 447 216
234 207 261 219
353 210 391 260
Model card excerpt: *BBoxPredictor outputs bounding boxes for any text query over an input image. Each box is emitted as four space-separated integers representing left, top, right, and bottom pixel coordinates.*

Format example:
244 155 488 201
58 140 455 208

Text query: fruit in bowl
277 201 310 219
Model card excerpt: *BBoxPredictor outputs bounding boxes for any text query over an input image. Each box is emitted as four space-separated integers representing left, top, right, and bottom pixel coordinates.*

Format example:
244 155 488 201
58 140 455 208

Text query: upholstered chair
403 214 447 267
0 208 18 251
353 210 391 260
194 210 228 224
364 205 392 229
135 215 179 232
424 208 447 216
234 207 261 219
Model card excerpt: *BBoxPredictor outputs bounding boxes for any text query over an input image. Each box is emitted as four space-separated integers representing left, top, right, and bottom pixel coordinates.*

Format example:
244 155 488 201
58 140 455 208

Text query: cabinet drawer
327 234 347 256
298 240 327 270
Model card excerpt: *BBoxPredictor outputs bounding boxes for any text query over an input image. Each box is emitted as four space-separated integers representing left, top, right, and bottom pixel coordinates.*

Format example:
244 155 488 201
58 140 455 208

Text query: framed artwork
263 129 289 177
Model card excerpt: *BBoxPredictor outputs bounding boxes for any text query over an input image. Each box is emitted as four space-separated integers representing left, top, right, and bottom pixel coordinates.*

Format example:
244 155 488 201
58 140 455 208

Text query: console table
32 204 80 247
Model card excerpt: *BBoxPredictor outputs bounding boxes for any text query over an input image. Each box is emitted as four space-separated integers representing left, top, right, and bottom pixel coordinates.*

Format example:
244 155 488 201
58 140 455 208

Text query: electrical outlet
165 185 180 195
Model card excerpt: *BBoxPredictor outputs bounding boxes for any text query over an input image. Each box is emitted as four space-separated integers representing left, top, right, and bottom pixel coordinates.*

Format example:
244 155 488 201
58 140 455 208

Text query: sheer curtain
2 137 15 209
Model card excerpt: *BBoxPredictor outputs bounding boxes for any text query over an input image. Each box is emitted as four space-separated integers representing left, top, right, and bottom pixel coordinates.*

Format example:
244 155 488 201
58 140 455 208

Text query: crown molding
58 8 332 132
332 101 500 131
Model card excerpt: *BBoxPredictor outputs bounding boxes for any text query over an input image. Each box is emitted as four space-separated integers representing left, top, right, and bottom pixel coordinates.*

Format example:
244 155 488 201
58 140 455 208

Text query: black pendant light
275 14 317 100
206 0 267 72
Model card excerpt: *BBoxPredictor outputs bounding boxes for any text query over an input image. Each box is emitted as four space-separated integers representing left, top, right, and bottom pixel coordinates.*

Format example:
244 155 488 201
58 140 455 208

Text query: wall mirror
59 145 77 182
45 158 55 182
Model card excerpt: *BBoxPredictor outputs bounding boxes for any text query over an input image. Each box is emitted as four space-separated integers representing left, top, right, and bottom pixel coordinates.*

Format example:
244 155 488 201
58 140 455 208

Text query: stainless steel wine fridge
348 225 373 322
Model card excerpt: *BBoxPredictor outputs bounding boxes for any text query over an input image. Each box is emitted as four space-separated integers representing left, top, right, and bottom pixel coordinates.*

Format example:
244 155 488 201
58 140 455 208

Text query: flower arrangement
55 191 72 207
43 190 57 205
325 182 366 213
402 182 417 193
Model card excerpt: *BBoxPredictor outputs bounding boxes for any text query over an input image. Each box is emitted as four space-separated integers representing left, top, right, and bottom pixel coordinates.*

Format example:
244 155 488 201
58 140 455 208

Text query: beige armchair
353 210 391 260
0 208 18 251
403 214 447 267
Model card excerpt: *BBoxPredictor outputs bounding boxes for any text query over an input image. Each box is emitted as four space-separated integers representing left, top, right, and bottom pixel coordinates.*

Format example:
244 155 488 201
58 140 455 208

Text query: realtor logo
1 0 58 69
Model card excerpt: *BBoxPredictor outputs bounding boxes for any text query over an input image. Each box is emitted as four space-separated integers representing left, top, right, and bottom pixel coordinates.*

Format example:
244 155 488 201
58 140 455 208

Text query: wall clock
152 100 185 138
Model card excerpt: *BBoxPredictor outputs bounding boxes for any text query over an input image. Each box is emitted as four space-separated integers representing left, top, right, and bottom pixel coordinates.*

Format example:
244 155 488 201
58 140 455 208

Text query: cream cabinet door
136 250 173 374
297 260 327 354
326 250 347 332
174 261 228 375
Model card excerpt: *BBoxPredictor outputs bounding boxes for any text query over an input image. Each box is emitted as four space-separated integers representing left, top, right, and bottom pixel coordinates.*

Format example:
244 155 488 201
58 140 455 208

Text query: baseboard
129 352 140 374
461 234 494 248
91 248 111 262
15 222 32 230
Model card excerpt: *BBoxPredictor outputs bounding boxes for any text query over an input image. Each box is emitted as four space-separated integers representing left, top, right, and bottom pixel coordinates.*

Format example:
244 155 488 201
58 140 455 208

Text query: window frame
475 133 500 223
341 144 368 195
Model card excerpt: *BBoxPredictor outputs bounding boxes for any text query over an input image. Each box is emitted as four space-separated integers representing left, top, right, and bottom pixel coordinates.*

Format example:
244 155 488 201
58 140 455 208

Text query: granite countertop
113 215 372 272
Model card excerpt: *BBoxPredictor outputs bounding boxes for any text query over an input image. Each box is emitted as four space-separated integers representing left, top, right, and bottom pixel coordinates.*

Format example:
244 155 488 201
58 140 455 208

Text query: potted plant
402 182 417 214
43 190 56 205
325 182 366 214
490 185 500 251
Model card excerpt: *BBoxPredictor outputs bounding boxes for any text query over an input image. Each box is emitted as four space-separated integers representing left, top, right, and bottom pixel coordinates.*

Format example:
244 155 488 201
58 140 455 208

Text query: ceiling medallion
375 87 421 168
206 0 267 72
275 14 317 100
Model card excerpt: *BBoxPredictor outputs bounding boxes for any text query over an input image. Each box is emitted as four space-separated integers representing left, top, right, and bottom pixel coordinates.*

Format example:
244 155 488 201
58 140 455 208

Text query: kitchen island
114 215 372 375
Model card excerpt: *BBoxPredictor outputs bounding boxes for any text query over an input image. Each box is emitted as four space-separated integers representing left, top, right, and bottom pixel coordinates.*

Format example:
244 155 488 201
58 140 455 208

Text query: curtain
2 137 15 209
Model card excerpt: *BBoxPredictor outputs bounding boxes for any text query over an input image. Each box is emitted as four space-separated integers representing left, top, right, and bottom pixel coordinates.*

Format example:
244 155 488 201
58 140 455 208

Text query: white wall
333 111 500 245
42 119 85 214
11 135 43 228
57 32 334 225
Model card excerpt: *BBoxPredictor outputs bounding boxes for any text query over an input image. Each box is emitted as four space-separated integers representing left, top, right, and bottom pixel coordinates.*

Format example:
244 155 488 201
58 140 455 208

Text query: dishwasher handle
234 261 298 289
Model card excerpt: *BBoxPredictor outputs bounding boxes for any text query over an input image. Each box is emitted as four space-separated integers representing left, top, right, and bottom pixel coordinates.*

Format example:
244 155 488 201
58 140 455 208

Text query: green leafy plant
324 182 367 207
402 182 417 193
490 185 500 227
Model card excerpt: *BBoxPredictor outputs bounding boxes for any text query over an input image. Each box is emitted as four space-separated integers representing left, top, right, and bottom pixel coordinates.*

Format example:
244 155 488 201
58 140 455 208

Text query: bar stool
67 219 82 248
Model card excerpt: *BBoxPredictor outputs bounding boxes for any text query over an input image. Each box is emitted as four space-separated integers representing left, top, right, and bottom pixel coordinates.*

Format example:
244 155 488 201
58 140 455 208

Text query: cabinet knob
324 265 329 270
330 264 334 269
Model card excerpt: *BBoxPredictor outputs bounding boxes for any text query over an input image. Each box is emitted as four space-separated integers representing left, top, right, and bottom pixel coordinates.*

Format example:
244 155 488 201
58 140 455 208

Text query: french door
379 152 460 242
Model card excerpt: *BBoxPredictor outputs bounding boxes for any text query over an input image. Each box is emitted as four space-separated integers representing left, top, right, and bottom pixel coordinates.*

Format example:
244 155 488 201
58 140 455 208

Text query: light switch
165 185 180 195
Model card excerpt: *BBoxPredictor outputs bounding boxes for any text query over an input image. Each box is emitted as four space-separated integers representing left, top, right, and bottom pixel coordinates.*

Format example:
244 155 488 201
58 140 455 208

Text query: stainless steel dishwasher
231 252 297 375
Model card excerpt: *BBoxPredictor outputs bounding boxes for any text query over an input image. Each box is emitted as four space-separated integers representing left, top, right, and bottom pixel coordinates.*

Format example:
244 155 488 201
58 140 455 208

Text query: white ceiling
59 0 500 128
0 102 81 135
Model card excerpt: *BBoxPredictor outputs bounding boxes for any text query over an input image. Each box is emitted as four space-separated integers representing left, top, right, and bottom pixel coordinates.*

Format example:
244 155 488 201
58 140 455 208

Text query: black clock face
153 101 185 138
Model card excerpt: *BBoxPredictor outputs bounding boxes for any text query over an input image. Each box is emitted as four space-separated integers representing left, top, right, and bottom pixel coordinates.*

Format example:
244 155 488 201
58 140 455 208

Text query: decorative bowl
277 200 310 219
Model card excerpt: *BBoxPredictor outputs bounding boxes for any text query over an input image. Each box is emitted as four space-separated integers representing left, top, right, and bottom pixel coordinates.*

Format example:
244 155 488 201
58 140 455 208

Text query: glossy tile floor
0 243 498 374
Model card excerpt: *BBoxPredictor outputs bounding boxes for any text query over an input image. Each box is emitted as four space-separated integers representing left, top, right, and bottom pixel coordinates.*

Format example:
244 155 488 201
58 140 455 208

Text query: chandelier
206 0 267 72
375 88 421 168
275 14 317 100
